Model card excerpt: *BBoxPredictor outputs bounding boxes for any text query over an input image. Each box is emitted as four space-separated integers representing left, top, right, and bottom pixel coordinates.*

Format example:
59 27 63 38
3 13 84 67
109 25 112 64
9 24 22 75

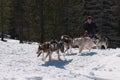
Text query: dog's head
36 44 43 54
61 35 73 44
36 41 50 55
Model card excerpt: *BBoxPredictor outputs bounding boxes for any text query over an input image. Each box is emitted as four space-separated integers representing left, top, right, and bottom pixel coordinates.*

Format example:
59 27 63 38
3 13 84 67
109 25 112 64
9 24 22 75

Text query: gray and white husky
73 37 96 53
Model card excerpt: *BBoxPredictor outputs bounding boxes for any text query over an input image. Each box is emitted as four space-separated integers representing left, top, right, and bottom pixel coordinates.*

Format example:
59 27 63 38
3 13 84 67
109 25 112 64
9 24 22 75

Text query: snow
0 39 120 80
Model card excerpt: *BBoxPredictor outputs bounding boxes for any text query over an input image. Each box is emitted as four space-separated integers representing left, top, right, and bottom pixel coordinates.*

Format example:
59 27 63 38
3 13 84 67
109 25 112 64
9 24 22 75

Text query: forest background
0 0 120 47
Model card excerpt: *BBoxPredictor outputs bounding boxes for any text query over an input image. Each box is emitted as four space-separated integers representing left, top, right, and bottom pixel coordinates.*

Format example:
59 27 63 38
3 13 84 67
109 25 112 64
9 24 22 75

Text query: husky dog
36 40 65 61
50 39 65 60
73 37 96 53
36 41 51 61
95 34 109 49
61 35 73 53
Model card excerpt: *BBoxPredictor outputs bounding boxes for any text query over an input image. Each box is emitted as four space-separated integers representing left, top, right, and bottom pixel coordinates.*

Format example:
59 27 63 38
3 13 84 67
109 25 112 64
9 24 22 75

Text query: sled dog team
36 35 109 61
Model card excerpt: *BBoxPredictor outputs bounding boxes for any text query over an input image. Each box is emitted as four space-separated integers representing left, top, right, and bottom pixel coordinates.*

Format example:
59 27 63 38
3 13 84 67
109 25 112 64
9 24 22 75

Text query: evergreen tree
115 0 120 36
0 0 11 41
84 0 120 47
9 0 25 43
0 0 4 41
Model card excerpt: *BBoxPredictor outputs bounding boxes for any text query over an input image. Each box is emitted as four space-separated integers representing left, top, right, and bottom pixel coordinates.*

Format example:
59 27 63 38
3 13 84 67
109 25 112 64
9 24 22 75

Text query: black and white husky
36 40 65 61
61 35 73 53
95 34 109 49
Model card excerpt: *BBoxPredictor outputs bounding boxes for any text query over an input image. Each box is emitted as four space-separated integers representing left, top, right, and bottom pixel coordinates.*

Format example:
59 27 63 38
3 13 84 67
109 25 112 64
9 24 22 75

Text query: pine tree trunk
40 0 44 43
0 0 4 41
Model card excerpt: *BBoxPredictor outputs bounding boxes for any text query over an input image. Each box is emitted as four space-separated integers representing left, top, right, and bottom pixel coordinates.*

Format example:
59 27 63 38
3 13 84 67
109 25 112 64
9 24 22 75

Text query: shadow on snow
27 77 42 80
42 59 73 69
66 53 77 56
79 52 97 56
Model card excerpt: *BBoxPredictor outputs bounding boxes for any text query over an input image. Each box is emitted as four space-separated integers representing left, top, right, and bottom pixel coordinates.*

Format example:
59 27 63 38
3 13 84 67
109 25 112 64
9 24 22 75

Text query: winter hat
87 16 92 20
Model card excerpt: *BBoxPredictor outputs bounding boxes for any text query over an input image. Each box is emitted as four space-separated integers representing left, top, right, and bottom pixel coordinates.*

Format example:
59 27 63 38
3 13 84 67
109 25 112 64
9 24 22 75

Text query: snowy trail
0 39 120 80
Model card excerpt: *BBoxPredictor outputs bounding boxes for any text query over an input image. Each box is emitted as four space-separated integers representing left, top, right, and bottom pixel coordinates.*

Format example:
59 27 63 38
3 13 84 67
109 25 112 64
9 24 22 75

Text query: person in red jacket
83 16 98 38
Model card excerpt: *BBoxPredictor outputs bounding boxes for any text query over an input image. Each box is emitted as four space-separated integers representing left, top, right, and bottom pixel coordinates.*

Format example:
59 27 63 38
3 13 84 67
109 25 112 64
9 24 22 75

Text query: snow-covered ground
0 39 120 80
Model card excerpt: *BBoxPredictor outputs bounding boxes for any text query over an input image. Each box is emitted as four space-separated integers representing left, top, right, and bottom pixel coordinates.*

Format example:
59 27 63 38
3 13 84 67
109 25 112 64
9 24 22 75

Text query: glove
84 30 88 36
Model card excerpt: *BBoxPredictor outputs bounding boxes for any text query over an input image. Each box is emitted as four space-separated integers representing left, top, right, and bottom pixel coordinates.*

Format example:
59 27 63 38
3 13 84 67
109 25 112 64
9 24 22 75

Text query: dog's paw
41 58 45 61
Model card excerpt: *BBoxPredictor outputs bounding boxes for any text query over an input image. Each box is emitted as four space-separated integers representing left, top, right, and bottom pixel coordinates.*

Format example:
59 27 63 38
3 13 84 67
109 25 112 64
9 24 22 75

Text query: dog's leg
63 53 66 60
106 40 109 49
88 47 91 52
69 45 72 53
37 52 42 57
57 50 61 60
42 52 49 61
64 46 69 53
104 44 107 49
67 44 70 53
48 51 52 61
79 45 84 53
61 49 66 60
42 52 44 60
97 43 101 49
96 45 99 49
95 39 99 49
